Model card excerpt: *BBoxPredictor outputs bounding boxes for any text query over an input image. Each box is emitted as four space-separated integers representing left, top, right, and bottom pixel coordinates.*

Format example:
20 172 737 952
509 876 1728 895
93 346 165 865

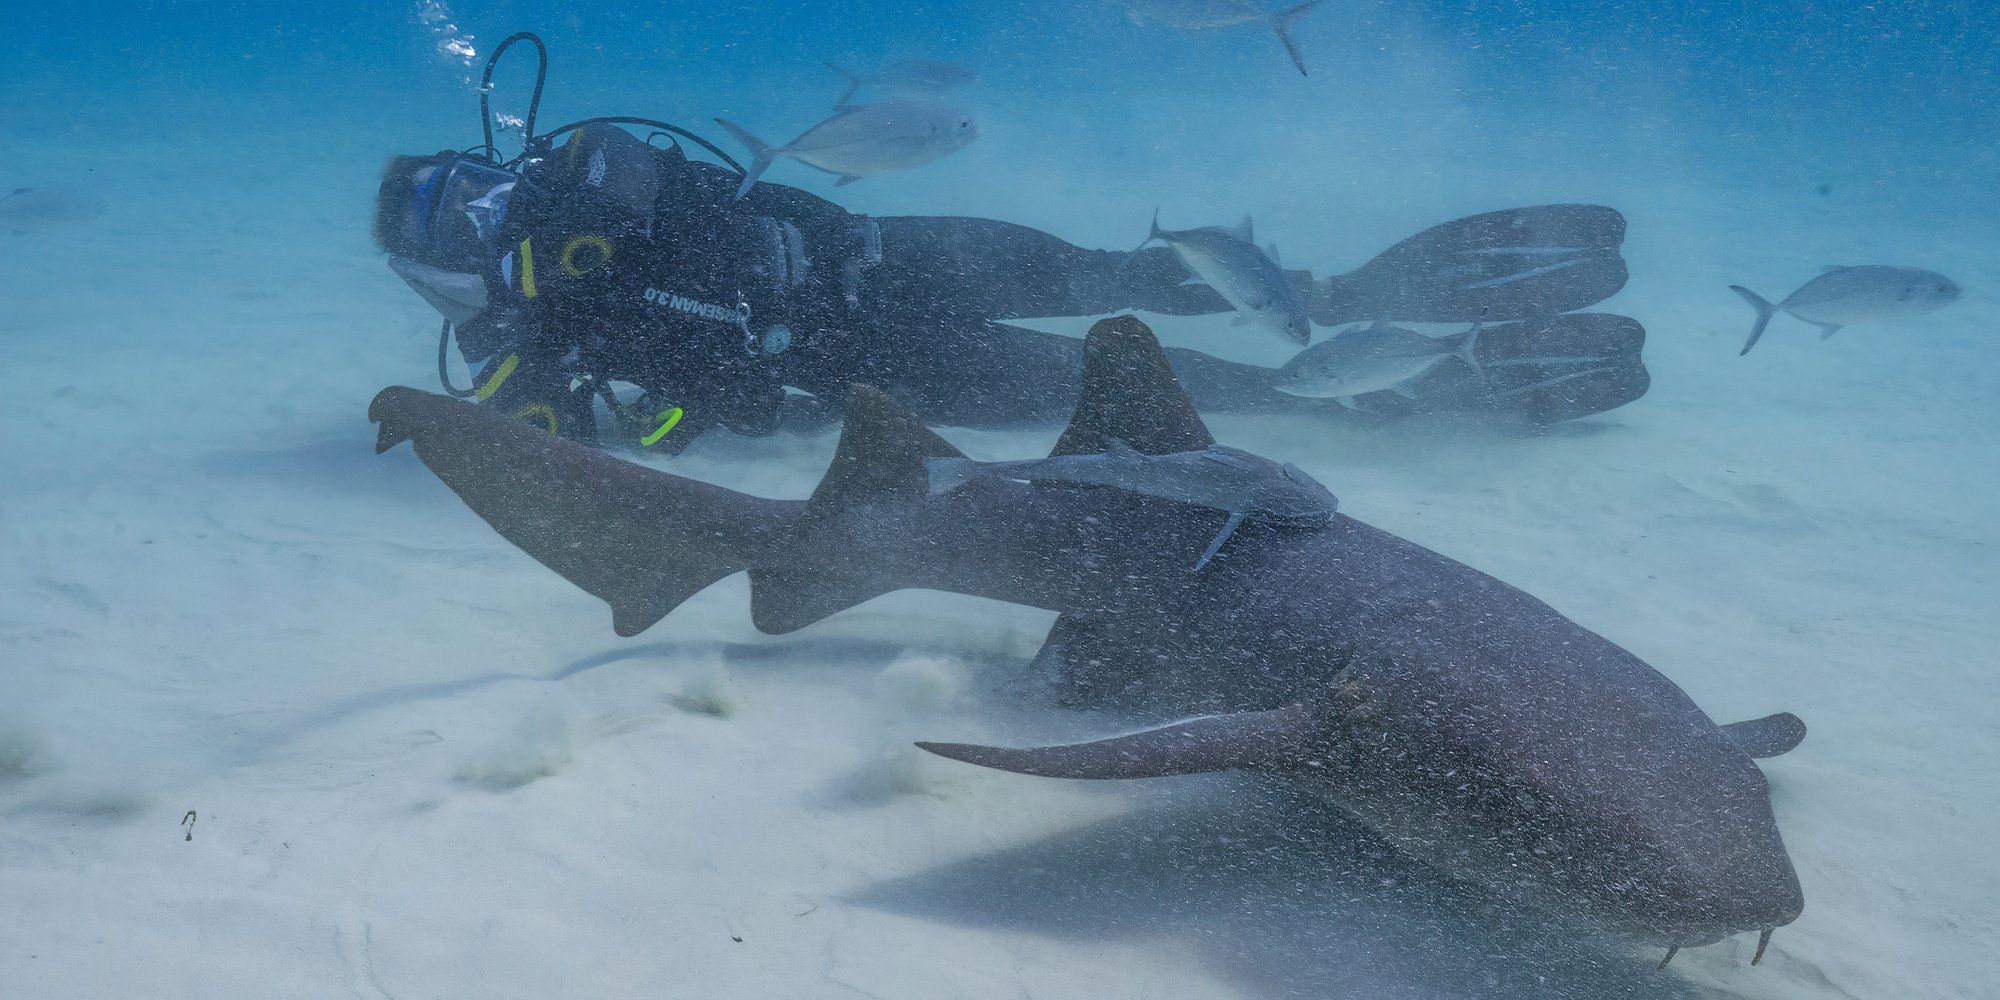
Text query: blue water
3 4 1996 999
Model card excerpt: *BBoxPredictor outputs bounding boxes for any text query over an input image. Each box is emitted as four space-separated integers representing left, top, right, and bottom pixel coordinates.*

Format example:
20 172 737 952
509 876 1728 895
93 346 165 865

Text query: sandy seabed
2 85 1997 1000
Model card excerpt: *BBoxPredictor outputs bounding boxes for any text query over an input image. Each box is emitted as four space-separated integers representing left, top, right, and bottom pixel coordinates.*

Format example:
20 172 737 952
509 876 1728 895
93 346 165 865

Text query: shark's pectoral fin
917 703 1316 780
1812 322 1842 341
1721 712 1807 759
1194 512 1245 571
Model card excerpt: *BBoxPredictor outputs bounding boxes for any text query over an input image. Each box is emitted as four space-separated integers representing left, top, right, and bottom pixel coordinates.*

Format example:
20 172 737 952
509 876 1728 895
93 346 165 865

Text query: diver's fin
749 385 963 634
1193 511 1244 571
918 703 1315 779
1730 285 1778 355
715 118 781 200
1050 315 1216 457
1272 0 1324 76
1813 322 1842 341
368 387 795 637
1722 712 1807 759
1314 205 1626 325
824 61 865 106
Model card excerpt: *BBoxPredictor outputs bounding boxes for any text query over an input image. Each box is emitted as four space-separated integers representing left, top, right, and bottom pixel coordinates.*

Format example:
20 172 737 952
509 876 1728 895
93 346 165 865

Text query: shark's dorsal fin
750 385 964 636
1050 315 1215 457
809 384 965 511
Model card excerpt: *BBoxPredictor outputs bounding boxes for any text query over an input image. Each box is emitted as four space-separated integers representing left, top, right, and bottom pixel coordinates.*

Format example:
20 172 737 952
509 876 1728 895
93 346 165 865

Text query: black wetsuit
452 124 1646 450
451 124 1285 449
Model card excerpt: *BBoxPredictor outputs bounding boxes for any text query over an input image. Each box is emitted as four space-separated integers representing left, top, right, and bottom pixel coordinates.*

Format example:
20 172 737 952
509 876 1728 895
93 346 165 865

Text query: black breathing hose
437 320 477 398
478 32 547 165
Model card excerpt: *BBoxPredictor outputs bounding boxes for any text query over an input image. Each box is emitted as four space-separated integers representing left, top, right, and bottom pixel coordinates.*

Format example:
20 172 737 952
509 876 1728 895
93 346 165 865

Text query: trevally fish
1119 0 1327 75
717 102 979 200
1140 211 1312 346
825 58 977 105
0 186 107 232
1730 265 1961 355
1275 321 1484 407
925 438 1338 570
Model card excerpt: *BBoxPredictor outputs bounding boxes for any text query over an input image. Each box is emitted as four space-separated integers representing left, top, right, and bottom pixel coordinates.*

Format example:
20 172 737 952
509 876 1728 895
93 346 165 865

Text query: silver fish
716 101 979 200
0 186 107 232
1275 321 1483 408
1141 211 1312 346
1119 0 1326 75
1731 265 1961 355
825 58 977 105
388 256 489 326
925 439 1337 570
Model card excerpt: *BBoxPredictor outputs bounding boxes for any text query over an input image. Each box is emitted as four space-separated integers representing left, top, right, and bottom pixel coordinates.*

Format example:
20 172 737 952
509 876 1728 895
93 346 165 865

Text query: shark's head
1323 649 1804 950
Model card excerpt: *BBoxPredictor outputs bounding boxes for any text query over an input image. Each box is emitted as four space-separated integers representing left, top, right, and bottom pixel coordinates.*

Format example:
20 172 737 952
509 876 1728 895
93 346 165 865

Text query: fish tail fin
1122 207 1164 268
748 386 967 634
921 455 982 495
1730 285 1778 355
1273 0 1325 76
367 387 797 637
714 118 779 200
1457 318 1486 379
823 61 864 105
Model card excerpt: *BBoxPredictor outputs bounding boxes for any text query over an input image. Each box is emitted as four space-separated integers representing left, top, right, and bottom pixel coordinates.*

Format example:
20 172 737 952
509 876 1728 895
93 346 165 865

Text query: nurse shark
368 315 1806 964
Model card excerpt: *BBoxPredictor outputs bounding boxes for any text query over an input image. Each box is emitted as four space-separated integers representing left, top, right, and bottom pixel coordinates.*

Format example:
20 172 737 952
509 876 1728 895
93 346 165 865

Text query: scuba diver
376 34 1648 454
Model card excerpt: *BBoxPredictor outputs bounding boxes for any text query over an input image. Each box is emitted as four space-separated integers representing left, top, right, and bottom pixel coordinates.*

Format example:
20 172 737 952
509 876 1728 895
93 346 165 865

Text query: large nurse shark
368 315 1807 964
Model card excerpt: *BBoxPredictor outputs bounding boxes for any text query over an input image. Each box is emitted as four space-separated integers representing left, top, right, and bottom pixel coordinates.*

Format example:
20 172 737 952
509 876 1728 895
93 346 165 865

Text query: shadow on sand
854 777 1718 1000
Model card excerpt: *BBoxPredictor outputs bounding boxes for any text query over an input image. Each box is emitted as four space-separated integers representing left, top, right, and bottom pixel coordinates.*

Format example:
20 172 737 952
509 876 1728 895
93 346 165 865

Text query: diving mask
408 157 525 260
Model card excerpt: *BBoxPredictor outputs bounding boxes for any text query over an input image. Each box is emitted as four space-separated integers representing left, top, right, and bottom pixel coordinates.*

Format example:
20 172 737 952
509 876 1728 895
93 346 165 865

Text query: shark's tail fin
1730 285 1778 355
368 387 797 637
1273 0 1325 76
747 386 967 634
714 118 780 200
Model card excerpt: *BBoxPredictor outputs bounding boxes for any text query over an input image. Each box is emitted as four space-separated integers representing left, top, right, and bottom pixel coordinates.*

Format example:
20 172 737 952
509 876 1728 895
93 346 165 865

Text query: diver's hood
389 256 490 326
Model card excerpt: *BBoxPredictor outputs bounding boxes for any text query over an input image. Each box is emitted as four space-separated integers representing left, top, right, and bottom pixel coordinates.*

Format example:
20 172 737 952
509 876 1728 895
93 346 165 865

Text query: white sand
3 16 1997 1000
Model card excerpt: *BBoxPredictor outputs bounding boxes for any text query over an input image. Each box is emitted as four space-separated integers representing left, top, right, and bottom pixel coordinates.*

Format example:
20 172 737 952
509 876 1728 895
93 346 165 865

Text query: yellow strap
640 407 684 447
518 238 537 298
512 403 558 435
474 354 520 402
561 234 613 276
